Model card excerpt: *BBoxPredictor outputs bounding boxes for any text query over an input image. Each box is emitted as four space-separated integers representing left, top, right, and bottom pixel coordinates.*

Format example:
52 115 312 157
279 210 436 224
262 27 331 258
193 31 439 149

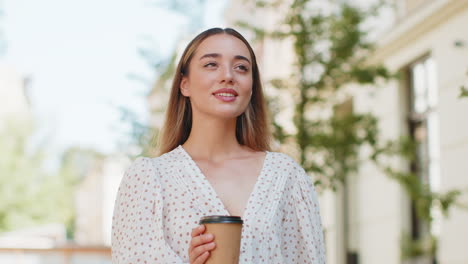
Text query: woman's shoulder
122 156 157 181
266 150 315 183
267 150 304 171
125 146 185 175
126 156 158 171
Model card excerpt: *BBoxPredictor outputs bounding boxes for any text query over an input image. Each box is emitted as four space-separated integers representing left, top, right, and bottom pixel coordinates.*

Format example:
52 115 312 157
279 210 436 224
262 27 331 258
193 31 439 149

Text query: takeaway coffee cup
199 215 243 264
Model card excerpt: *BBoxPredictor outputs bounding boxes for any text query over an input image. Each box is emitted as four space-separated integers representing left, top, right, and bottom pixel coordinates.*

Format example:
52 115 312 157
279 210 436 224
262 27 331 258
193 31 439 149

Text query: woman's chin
207 109 245 120
206 105 246 118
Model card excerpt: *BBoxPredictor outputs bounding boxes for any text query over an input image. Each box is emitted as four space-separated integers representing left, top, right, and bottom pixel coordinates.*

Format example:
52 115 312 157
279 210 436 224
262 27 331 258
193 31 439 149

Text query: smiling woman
111 28 326 264
159 27 270 155
180 33 253 120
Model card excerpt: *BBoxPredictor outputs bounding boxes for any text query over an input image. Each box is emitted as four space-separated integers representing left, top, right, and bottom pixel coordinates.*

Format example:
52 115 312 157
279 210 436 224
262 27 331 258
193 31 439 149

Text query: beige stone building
225 0 468 263
74 154 130 246
353 1 468 264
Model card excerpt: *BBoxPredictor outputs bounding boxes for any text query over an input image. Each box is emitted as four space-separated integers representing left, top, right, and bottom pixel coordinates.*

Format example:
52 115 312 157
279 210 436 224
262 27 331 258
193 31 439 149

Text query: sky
2 0 226 160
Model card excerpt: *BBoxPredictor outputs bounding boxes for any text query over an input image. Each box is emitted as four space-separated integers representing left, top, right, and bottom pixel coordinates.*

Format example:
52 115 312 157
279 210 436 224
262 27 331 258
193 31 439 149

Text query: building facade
225 0 468 263
358 1 468 263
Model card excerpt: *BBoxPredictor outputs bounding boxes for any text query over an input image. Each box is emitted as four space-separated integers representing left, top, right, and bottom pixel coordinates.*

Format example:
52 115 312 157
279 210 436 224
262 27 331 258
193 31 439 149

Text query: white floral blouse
112 145 326 263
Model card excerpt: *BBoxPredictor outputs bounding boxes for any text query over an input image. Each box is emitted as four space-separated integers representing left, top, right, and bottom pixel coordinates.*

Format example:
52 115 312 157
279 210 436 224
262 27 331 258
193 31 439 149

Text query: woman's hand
188 225 216 264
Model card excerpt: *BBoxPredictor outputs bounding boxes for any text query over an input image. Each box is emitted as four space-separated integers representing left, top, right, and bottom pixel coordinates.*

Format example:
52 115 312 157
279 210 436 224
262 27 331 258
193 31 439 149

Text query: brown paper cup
199 215 243 264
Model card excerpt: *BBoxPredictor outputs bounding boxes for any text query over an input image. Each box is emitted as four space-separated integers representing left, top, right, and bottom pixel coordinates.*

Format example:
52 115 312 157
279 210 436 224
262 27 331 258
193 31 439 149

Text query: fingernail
206 233 213 239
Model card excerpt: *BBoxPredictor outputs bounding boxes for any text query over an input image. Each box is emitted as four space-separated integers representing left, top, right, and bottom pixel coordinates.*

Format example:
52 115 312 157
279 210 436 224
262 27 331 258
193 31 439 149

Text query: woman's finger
191 241 215 257
193 251 210 264
191 225 205 237
189 225 216 263
190 233 214 249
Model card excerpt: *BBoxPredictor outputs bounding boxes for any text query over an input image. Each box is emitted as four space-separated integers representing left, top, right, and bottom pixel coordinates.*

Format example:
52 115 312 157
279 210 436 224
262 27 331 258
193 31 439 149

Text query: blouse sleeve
288 167 326 263
111 157 188 264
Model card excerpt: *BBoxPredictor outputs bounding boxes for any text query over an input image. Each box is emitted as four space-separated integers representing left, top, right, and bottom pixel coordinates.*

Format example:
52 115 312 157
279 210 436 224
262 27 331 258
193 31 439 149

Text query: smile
214 93 236 97
213 93 237 102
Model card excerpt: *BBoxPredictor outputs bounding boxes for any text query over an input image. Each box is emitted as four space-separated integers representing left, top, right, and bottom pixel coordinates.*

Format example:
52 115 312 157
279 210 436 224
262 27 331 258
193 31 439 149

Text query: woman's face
180 34 253 120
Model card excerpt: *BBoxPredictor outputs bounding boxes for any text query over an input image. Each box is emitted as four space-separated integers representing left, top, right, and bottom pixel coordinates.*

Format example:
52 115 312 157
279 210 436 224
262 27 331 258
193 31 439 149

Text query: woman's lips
212 88 238 102
213 93 237 102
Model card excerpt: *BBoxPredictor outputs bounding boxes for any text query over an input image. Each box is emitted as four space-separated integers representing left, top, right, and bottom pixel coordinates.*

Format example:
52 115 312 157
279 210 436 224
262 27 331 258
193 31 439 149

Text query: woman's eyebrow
199 53 220 60
234 55 251 64
199 53 251 64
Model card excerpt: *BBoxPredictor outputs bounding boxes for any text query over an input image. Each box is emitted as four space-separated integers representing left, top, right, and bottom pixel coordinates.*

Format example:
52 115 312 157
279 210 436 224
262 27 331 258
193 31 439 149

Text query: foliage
242 0 391 190
304 112 379 190
460 86 468 98
400 232 437 260
372 137 463 223
117 106 153 157
0 119 78 235
460 70 468 97
243 0 466 260
122 0 215 157
119 51 178 158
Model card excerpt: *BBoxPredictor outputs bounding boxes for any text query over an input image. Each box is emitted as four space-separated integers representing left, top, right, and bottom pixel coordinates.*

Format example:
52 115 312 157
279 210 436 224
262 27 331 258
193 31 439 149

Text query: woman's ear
180 76 190 97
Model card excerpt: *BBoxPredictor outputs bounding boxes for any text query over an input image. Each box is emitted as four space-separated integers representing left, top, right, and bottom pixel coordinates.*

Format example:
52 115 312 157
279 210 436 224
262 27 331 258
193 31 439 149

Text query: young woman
112 28 325 264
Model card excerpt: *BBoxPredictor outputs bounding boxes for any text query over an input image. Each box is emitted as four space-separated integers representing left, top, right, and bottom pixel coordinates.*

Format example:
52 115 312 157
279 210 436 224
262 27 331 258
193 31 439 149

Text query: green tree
241 0 466 261
0 119 78 235
240 0 390 190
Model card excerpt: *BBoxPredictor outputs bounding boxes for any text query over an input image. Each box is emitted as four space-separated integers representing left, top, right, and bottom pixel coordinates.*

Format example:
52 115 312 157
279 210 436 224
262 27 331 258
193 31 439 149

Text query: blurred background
0 0 467 264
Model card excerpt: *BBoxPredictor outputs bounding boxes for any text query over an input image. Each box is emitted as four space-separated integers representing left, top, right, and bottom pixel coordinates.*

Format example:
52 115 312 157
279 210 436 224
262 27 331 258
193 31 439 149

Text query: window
334 99 360 264
407 56 440 239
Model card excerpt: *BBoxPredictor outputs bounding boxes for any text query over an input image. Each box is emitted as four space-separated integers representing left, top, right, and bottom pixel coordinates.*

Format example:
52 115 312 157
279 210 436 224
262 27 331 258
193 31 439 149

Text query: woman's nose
220 66 234 83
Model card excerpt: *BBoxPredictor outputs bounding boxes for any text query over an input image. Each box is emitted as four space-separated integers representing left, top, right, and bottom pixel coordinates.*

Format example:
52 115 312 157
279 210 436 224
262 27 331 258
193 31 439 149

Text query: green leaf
460 86 468 98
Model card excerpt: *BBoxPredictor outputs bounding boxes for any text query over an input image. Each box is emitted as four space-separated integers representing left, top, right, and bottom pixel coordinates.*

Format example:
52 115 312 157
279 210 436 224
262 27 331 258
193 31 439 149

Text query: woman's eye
236 65 249 72
204 62 217 68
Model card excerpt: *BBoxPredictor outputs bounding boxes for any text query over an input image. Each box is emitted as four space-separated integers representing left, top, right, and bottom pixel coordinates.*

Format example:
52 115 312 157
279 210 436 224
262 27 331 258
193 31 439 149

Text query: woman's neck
182 116 244 162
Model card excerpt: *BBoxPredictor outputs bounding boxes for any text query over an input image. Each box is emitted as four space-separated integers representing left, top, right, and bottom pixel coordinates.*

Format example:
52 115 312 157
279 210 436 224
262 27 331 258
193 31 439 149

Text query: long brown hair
157 28 271 155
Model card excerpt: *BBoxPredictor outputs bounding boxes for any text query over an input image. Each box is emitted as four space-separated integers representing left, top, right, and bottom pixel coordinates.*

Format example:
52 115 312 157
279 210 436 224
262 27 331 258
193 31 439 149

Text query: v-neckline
178 145 269 220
